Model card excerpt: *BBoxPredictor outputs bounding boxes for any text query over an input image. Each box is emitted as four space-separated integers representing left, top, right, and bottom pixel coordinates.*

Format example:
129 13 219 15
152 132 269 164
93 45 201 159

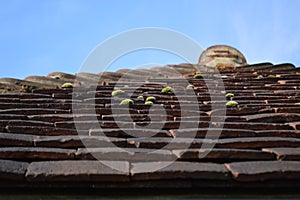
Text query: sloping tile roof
0 59 300 191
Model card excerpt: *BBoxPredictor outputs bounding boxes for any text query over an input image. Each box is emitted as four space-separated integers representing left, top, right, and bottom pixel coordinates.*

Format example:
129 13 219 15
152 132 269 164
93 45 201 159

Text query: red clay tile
102 114 174 122
0 93 51 99
225 161 300 182
173 148 275 161
288 122 300 130
256 130 300 138
0 159 29 180
34 135 127 148
28 114 74 122
0 108 70 115
0 103 36 109
170 128 256 138
131 161 230 181
220 122 293 131
76 147 176 161
276 107 300 113
26 160 129 182
7 120 53 127
216 137 300 149
0 97 20 103
89 128 172 138
6 126 78 136
128 137 300 150
0 133 35 147
0 147 75 160
242 113 300 123
0 114 27 120
262 148 300 160
32 88 73 94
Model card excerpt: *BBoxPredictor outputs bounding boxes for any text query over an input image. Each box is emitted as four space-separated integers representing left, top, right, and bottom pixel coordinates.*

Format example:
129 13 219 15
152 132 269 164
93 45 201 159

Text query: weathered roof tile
0 147 76 161
173 148 275 161
0 132 35 147
262 148 300 160
26 160 129 182
0 159 29 180
76 147 176 161
225 161 300 182
131 161 230 181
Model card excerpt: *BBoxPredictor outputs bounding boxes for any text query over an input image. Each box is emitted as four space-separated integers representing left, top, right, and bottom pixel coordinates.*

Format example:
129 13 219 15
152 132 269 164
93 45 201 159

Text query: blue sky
1 0 300 79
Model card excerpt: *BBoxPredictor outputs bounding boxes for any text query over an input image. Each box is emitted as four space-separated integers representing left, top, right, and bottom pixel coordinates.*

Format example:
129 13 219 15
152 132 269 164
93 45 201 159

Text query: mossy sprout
186 84 194 90
267 74 276 78
257 75 263 79
226 93 234 98
146 96 156 103
111 89 125 97
137 95 144 100
242 105 249 109
194 72 202 79
216 65 229 70
161 86 174 94
145 101 153 105
61 83 73 88
226 100 239 107
120 99 134 105
0 89 8 94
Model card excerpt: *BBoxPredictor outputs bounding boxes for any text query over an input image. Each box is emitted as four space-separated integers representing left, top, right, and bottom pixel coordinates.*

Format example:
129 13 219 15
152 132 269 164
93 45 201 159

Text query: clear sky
1 0 300 79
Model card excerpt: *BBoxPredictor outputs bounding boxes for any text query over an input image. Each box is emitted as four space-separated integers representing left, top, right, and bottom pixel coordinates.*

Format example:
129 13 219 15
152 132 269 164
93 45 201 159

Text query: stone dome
198 45 247 68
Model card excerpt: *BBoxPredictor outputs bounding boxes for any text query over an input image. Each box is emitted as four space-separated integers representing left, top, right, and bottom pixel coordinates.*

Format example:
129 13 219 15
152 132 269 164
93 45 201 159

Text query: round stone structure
198 45 247 68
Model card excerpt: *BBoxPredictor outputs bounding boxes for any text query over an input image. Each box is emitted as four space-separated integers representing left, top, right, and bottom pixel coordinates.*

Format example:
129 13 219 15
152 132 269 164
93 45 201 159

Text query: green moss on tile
146 96 156 103
137 95 144 100
226 93 234 98
120 99 134 105
226 100 239 107
161 86 174 94
267 74 276 78
186 84 194 89
61 83 73 88
194 72 202 79
145 101 153 105
111 89 125 97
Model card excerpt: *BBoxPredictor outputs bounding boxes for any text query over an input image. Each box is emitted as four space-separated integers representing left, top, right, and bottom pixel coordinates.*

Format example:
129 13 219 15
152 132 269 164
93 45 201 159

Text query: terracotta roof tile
26 160 129 182
225 161 300 182
0 147 76 161
131 161 230 181
262 148 300 160
0 159 29 180
173 148 275 161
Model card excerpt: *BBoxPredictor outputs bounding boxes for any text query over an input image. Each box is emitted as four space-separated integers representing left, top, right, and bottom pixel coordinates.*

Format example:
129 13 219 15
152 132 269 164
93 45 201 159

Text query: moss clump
161 86 174 94
145 101 153 105
186 84 194 89
137 95 144 100
111 89 125 97
120 99 134 105
257 75 263 79
226 93 234 98
194 72 202 79
226 100 239 107
0 89 8 94
146 96 156 103
61 82 73 88
242 105 249 109
267 74 276 78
